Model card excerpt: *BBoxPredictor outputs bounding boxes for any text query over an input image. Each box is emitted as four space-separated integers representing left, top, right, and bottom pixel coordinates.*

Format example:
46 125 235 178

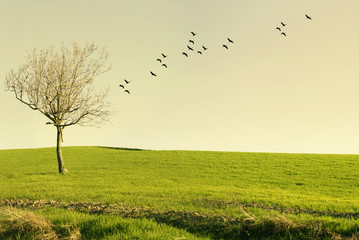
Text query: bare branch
5 42 112 130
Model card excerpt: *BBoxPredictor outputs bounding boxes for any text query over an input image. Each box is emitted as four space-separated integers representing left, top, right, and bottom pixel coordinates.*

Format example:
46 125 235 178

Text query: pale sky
1 0 359 154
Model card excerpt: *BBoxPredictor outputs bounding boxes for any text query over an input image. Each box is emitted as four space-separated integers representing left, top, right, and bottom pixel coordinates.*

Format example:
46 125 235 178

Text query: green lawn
0 146 358 239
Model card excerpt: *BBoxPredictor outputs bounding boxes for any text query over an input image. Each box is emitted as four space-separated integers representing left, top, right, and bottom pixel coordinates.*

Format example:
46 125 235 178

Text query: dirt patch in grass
1 199 358 239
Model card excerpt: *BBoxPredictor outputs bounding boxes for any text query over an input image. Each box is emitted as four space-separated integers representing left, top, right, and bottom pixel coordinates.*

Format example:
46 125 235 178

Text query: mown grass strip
1 206 206 240
1 199 358 239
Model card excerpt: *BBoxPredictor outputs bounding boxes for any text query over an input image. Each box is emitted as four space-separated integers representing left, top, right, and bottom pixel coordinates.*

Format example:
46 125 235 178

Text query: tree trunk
56 126 68 173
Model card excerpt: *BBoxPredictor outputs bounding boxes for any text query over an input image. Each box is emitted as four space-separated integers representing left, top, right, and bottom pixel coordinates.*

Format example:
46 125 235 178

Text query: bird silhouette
162 64 167 68
227 38 234 43
223 44 228 49
124 79 130 84
305 14 312 20
187 45 194 51
281 22 287 27
182 52 188 57
281 32 287 37
161 53 168 58
191 31 196 36
197 51 202 54
150 71 157 77
119 84 125 88
189 40 195 44
276 27 281 31
157 58 162 63
202 46 208 50
124 90 130 94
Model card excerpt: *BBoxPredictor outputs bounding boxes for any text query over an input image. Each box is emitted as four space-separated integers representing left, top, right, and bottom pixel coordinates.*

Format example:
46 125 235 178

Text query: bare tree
5 43 111 173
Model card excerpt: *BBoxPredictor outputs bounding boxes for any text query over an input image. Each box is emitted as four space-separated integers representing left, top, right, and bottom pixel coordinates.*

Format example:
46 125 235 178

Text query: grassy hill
0 147 358 239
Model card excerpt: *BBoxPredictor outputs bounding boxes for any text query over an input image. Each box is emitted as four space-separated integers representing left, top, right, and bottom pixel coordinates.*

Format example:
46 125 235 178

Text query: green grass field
1 146 358 239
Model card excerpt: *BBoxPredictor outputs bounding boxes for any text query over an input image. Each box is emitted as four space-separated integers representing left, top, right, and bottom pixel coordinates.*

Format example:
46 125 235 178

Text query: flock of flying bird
149 31 235 79
120 14 312 94
277 14 312 37
121 31 235 94
118 79 131 94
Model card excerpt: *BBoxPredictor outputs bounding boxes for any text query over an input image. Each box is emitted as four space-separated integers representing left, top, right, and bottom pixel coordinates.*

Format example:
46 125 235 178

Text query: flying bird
191 31 196 36
189 40 194 44
197 51 202 55
161 53 168 58
162 64 167 68
124 90 130 94
281 22 287 27
182 52 188 57
124 79 130 84
305 14 312 20
187 45 194 51
276 27 281 31
119 84 125 88
227 38 234 43
281 32 287 37
202 46 208 50
222 44 228 49
150 71 157 77
156 58 162 63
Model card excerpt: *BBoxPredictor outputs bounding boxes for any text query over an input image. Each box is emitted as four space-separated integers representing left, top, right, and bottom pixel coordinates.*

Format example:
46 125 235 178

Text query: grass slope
0 146 359 239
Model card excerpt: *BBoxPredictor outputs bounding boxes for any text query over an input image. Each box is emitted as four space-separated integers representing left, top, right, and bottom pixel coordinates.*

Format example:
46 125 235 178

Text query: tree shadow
97 146 146 151
24 172 59 176
79 219 126 239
